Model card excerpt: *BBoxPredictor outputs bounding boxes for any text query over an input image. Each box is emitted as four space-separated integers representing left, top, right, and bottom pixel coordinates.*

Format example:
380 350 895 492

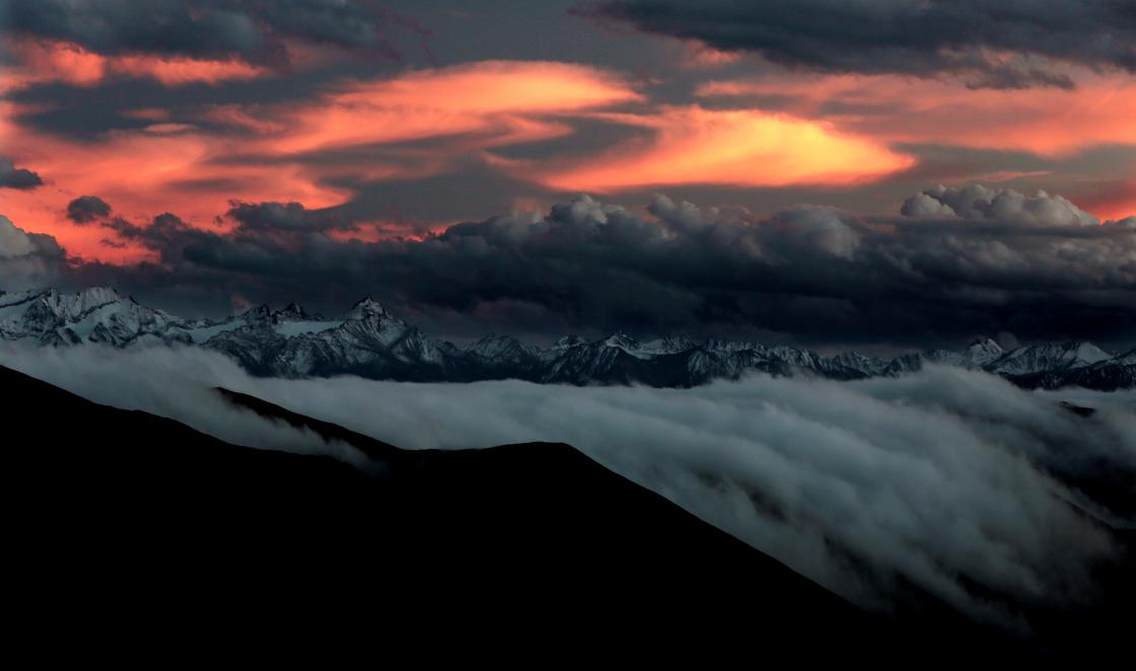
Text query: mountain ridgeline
2 286 1134 389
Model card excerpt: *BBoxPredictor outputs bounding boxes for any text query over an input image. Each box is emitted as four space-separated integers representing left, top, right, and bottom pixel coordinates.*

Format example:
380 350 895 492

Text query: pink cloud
0 61 643 262
2 39 267 91
533 106 914 192
696 69 1136 156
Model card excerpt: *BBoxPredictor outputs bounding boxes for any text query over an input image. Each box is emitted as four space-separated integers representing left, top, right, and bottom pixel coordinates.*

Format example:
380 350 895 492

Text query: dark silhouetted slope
4 365 1086 660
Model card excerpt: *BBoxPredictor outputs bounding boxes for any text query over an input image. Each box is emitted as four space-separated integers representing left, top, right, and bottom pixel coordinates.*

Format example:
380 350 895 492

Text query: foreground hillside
3 364 876 655
6 362 1131 657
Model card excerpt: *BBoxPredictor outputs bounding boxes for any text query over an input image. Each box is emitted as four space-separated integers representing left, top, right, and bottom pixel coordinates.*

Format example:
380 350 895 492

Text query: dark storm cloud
57 185 1136 343
0 158 44 190
227 201 358 233
3 0 424 65
317 158 556 227
66 196 112 224
5 68 360 141
584 0 1136 88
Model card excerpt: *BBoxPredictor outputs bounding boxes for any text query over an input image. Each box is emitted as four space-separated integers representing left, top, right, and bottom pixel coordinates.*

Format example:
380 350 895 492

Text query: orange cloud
2 39 266 90
0 61 643 262
1075 181 1136 221
679 41 743 69
696 70 1136 156
265 60 642 155
1 39 106 89
0 101 346 262
534 106 914 192
109 54 265 86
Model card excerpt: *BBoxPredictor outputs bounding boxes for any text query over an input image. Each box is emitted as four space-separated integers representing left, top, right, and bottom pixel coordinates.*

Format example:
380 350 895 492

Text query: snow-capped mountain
1007 346 1136 391
205 296 463 379
2 286 1134 390
0 287 200 346
885 337 1007 375
985 341 1112 376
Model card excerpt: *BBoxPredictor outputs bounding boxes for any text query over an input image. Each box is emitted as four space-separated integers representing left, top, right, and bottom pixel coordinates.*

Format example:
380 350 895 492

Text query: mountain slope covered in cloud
2 360 963 660
3 343 1131 646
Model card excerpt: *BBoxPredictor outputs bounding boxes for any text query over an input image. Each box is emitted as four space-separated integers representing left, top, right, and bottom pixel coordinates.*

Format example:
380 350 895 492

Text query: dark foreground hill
4 364 1118 660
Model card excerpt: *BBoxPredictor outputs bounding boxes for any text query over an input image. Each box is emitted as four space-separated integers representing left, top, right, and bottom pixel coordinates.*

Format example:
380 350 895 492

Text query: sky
2 0 1136 347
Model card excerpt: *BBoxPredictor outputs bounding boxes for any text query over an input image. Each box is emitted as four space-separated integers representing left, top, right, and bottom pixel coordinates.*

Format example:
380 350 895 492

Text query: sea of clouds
2 343 1132 625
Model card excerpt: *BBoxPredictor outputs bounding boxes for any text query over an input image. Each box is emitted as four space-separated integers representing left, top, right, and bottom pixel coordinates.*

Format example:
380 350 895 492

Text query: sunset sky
2 1 1136 346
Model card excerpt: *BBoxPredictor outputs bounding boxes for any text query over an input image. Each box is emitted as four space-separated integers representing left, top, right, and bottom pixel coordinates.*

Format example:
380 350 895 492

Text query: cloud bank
13 184 1135 344
4 0 424 66
587 0 1136 89
2 343 1131 626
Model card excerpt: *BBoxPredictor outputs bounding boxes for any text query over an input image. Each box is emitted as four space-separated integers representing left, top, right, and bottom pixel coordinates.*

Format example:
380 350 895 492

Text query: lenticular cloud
2 343 1132 623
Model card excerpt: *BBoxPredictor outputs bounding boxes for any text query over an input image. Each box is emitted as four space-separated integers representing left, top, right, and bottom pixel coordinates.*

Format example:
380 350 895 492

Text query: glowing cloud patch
109 54 265 86
680 41 743 69
1 39 106 89
3 39 267 90
267 60 642 155
536 106 914 192
0 61 641 263
697 71 1136 156
1082 182 1136 223
0 102 347 262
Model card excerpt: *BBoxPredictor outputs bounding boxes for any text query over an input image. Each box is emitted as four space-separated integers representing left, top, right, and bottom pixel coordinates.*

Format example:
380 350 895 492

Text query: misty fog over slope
3 342 1132 628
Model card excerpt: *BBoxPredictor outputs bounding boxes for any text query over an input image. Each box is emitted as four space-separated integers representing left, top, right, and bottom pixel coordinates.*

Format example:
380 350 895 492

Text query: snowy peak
49 286 121 311
0 286 190 346
347 297 391 320
602 333 642 353
22 286 124 322
828 351 888 376
1108 348 1136 366
466 334 534 360
554 335 586 349
276 302 320 321
238 302 323 326
986 341 1111 375
1070 341 1112 365
965 336 1004 366
239 304 274 323
640 335 697 355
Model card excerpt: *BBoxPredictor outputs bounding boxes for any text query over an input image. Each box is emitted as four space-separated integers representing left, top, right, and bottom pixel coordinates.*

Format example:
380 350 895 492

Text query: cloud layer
14 185 1134 345
535 106 913 191
2 343 1131 626
589 0 1136 89
4 0 420 66
2 1 1135 268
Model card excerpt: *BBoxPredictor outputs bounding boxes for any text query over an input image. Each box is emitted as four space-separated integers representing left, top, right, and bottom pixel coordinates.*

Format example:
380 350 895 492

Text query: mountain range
3 286 1134 390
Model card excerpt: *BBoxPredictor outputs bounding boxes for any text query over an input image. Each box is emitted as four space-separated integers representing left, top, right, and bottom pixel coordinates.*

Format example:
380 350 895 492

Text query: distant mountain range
2 286 1134 390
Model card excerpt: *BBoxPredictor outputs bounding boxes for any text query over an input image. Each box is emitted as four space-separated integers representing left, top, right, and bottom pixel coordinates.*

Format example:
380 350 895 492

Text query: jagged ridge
2 286 1134 390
